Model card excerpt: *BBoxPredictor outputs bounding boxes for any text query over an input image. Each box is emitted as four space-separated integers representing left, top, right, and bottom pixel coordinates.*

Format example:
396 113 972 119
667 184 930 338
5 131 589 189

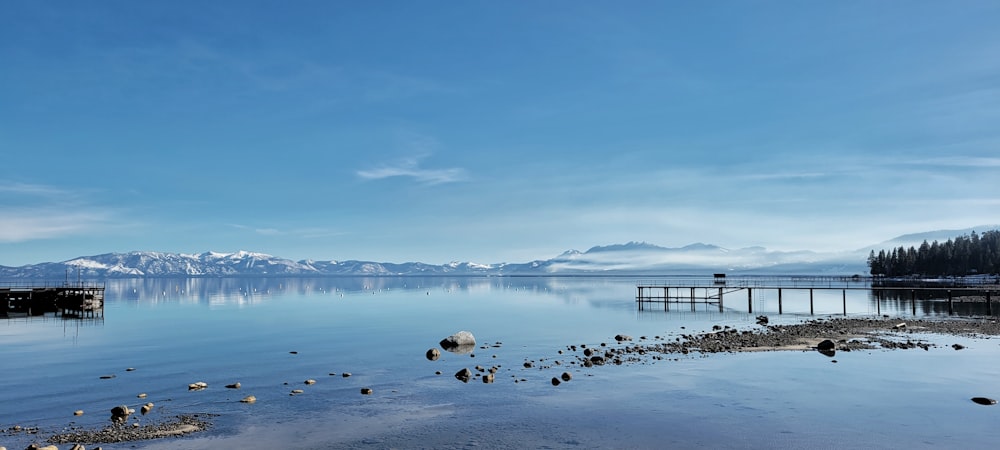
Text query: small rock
137 393 147 398
225 382 241 389
99 374 115 379
755 315 769 325
817 339 836 351
561 372 572 382
290 389 304 395
240 395 257 403
304 379 316 385
455 368 472 383
141 403 153 415
551 377 561 386
74 410 84 416
289 351 298 354
111 405 132 423
482 373 495 384
360 387 373 395
188 381 208 390
614 334 632 342
342 372 352 378
893 323 906 330
971 397 997 405
952 344 966 350
426 348 441 361
71 444 85 450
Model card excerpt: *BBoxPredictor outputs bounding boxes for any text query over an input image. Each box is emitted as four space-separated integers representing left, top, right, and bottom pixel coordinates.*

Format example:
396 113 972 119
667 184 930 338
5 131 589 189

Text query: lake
2 276 999 449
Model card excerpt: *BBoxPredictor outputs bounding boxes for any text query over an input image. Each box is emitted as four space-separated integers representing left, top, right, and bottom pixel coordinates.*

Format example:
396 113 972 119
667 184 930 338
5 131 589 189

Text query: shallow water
2 277 999 449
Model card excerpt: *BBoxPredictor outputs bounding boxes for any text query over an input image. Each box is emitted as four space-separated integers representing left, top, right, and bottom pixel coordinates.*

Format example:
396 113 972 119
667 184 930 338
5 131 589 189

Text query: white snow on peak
65 258 109 269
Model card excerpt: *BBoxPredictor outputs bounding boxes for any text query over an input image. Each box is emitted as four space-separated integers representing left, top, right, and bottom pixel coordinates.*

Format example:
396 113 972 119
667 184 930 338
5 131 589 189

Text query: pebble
137 393 147 398
551 377 561 386
74 410 84 416
291 389 304 395
188 382 208 390
561 372 572 382
342 372 352 378
99 375 115 379
225 382 241 389
241 395 257 403
360 387 373 395
304 379 316 385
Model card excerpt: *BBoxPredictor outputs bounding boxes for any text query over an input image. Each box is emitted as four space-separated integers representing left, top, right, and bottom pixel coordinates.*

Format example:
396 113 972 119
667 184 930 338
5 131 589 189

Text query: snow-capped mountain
3 228 993 279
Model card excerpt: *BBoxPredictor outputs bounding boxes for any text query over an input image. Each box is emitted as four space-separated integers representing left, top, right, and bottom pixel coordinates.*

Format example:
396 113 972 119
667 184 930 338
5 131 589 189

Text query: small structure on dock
1 283 105 318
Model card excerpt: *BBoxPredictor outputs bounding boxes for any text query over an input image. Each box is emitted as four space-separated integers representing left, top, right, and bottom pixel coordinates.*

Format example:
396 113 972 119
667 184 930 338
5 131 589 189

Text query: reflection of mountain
3 227 994 278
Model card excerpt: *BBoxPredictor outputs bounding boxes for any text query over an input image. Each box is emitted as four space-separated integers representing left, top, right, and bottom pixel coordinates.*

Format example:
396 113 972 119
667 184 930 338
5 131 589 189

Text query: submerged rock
240 395 257 403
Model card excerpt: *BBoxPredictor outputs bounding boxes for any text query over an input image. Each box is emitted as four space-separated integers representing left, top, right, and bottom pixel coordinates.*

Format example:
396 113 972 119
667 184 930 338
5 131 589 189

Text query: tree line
867 230 1000 277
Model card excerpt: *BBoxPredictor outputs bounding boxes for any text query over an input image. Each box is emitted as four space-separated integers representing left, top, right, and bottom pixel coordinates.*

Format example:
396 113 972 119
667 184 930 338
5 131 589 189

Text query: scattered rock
225 382 241 389
342 372 352 378
99 375 115 380
426 348 441 361
111 405 132 423
551 377 561 386
455 368 472 383
137 393 147 399
756 315 769 325
304 379 316 385
952 344 966 350
289 351 298 354
816 339 836 351
482 373 495 383
361 387 373 395
972 397 997 405
74 410 84 416
893 323 906 330
240 395 257 403
188 382 208 390
561 372 572 382
615 334 633 342
141 403 154 415
290 389 304 395
440 331 477 353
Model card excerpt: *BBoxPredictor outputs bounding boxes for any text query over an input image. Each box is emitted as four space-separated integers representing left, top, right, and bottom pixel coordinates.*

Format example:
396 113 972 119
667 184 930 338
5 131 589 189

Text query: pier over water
637 275 1000 316
1 282 105 318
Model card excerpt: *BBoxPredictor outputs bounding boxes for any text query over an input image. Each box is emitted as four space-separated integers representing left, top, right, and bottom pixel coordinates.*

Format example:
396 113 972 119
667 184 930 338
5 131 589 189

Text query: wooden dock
1 282 105 318
637 275 999 315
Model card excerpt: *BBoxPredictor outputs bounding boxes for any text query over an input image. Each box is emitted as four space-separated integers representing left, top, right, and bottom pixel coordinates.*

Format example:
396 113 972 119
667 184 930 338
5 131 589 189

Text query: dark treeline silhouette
868 230 1000 277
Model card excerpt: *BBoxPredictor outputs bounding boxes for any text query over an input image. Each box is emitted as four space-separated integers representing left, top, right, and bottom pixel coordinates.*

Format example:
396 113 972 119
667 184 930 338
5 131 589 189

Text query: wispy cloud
0 182 116 243
908 156 1000 168
230 224 348 239
357 154 467 185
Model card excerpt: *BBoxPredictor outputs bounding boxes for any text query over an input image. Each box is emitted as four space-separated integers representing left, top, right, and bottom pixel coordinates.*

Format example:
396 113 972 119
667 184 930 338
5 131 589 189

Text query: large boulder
440 331 476 353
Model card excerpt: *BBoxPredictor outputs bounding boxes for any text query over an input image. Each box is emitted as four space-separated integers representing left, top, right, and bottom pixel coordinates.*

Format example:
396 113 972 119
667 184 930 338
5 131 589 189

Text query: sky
2 1 999 266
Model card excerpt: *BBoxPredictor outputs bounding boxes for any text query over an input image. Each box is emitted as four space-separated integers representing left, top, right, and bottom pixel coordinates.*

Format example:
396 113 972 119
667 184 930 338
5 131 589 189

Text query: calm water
2 277 999 449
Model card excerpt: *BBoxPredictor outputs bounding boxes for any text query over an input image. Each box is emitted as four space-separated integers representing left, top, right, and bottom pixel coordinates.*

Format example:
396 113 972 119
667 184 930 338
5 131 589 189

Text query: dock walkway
637 276 999 315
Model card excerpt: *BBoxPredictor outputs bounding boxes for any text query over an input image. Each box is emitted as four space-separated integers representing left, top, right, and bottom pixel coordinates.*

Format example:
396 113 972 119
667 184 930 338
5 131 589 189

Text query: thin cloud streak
357 155 467 185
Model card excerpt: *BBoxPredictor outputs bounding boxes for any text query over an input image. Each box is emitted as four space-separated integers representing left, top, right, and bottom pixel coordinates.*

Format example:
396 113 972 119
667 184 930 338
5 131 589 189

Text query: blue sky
2 1 999 266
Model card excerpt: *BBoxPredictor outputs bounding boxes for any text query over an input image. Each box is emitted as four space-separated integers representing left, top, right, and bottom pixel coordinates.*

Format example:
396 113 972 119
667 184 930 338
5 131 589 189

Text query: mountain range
1 226 996 279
